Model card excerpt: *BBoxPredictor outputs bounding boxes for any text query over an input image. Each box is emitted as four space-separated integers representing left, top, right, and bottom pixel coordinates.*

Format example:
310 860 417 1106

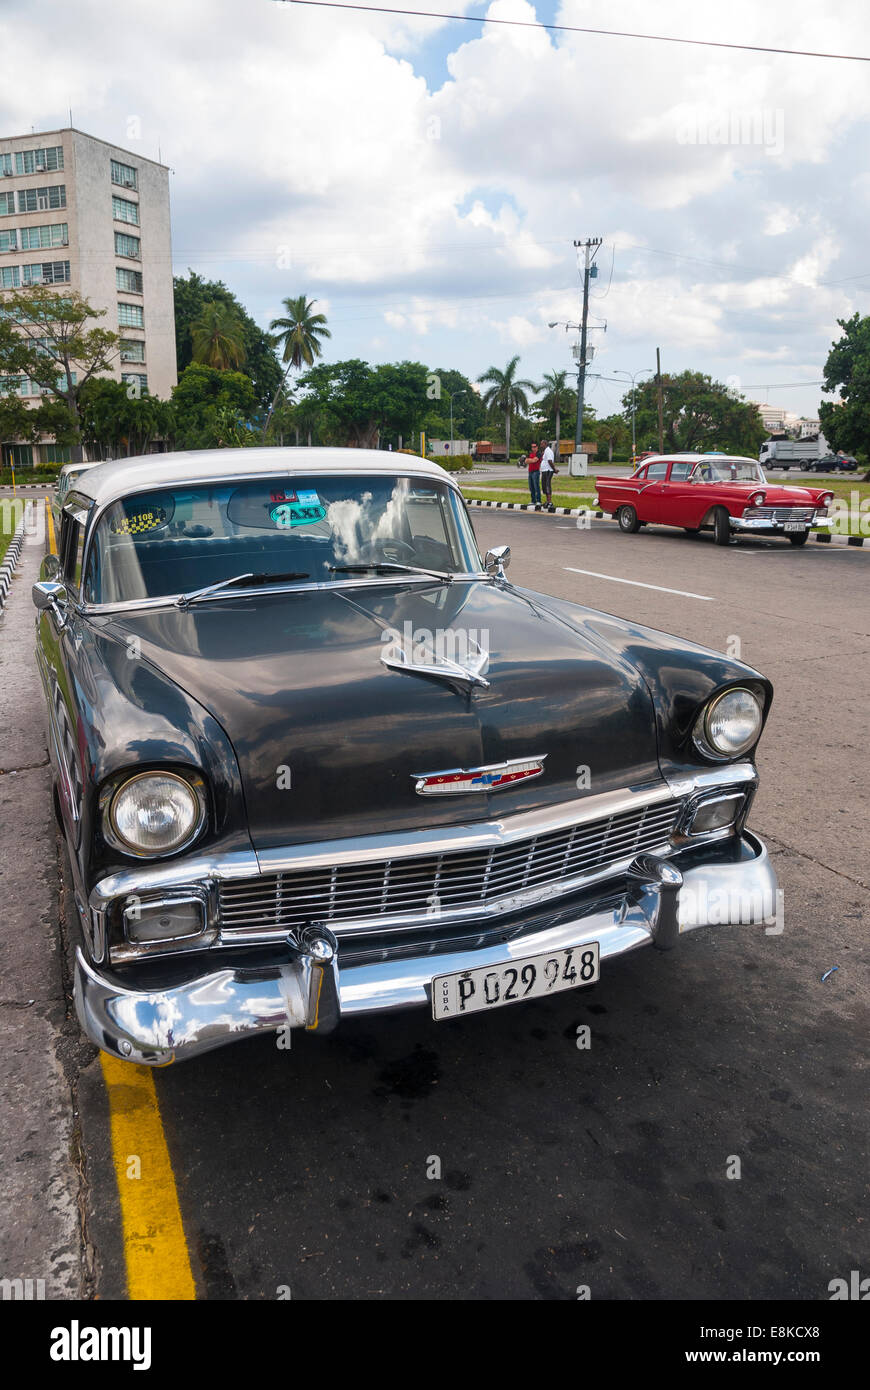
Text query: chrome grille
218 798 683 938
752 506 815 522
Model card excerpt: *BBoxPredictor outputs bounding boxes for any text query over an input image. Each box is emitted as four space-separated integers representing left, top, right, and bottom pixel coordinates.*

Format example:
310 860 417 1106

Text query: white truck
759 435 827 471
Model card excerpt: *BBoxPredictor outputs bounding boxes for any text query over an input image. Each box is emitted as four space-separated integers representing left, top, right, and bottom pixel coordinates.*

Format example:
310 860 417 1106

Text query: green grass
463 487 598 510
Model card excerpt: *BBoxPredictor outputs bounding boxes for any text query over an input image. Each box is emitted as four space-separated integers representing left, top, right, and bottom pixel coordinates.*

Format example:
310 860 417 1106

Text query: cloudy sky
2 0 869 419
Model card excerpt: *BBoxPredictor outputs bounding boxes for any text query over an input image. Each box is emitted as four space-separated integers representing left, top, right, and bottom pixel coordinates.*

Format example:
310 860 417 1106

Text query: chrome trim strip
255 780 678 873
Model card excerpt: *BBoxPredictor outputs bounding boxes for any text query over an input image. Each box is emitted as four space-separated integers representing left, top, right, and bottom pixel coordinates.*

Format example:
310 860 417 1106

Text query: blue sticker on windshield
270 500 327 528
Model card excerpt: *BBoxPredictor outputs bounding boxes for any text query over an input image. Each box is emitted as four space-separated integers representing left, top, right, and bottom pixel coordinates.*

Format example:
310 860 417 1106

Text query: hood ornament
413 756 547 796
381 628 490 690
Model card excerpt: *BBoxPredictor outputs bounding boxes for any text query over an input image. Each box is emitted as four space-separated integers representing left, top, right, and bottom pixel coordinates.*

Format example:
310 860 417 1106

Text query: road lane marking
45 496 57 555
101 1054 196 1300
564 567 715 601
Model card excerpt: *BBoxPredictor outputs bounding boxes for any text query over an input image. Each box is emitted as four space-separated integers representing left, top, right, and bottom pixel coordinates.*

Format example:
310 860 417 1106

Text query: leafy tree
169 363 257 449
536 369 575 445
819 314 870 476
627 370 765 456
420 368 486 445
78 379 175 459
0 287 119 436
264 294 331 437
592 413 632 461
477 355 536 463
174 271 282 411
295 359 429 448
190 301 247 370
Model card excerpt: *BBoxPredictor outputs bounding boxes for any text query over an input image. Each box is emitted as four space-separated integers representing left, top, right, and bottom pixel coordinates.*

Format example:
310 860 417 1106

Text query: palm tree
536 369 573 446
263 294 330 439
477 355 536 464
190 301 247 370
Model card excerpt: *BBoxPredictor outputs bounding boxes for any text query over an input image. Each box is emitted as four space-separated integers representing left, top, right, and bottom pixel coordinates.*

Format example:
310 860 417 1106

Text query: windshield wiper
327 562 453 583
175 571 310 608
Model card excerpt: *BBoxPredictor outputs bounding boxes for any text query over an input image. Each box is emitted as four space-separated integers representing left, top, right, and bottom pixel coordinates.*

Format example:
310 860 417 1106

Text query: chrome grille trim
218 796 685 942
748 506 816 522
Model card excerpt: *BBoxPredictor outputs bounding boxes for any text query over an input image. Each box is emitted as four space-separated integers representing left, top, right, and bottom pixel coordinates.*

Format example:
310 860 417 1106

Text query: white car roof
72 447 457 510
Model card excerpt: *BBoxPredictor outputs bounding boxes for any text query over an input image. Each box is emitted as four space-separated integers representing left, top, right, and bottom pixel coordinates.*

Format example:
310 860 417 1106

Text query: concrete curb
465 499 866 545
467 499 604 519
0 519 27 615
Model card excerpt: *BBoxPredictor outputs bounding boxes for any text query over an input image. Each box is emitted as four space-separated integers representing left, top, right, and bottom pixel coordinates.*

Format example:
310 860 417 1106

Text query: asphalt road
10 510 870 1301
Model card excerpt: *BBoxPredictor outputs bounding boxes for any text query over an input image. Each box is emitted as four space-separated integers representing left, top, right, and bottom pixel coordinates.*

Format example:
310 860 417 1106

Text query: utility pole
656 346 664 453
573 237 602 458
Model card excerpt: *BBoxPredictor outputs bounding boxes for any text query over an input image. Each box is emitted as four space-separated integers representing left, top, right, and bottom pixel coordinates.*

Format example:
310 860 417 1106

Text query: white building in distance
0 127 176 467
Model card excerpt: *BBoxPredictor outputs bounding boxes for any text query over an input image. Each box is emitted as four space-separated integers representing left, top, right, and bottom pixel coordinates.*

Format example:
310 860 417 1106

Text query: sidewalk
0 515 83 1299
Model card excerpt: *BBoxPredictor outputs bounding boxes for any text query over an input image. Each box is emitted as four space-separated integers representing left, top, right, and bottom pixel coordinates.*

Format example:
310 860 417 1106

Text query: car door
651 460 695 525
634 461 670 521
36 500 88 849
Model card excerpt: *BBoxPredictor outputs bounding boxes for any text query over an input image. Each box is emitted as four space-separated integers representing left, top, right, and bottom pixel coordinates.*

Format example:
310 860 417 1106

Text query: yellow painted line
44 495 57 555
100 1054 196 1300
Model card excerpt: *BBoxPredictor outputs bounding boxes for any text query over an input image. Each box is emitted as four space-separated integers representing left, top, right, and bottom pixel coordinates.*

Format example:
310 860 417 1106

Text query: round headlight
696 688 763 759
107 772 205 857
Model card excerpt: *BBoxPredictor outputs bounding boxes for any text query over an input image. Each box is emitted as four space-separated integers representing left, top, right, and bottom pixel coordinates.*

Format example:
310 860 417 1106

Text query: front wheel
617 504 641 533
713 509 732 546
788 531 809 547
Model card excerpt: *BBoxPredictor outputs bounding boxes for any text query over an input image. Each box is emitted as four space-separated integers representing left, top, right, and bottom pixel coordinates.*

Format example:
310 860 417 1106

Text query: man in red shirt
527 443 541 506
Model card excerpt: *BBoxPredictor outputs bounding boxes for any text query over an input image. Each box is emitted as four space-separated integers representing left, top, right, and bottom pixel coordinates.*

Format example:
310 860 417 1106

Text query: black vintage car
34 449 778 1065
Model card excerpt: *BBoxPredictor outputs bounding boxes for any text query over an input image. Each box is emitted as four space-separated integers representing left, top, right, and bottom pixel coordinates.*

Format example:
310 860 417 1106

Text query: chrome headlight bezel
100 770 208 859
692 687 764 762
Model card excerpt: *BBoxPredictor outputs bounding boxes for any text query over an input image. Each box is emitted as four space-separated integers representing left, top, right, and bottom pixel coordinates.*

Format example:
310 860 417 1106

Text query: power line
279 2 870 63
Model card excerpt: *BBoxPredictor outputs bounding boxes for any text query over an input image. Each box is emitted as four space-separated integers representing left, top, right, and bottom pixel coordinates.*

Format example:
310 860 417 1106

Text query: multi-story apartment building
0 127 176 467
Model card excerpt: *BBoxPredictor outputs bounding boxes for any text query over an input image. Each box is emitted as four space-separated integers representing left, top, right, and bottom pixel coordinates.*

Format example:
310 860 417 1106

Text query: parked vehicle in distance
35 447 778 1065
758 436 827 471
806 453 858 473
53 461 98 525
596 453 834 546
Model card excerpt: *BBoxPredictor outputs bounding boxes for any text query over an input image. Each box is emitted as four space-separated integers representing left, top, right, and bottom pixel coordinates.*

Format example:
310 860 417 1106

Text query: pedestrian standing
540 439 556 508
527 443 541 506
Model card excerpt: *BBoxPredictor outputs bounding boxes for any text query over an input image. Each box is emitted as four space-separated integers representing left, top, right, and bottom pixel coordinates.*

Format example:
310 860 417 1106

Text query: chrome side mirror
32 579 69 627
485 545 511 578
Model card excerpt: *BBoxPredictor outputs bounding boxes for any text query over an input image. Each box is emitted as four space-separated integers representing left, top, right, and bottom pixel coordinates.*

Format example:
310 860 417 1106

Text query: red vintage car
596 454 835 547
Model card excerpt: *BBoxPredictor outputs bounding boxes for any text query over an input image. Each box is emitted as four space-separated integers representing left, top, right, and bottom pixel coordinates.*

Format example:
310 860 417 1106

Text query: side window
58 512 77 576
646 463 669 480
669 463 692 480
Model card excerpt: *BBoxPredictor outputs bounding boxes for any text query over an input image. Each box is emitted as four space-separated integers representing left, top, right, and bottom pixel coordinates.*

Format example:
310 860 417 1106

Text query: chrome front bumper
75 832 778 1066
730 515 833 532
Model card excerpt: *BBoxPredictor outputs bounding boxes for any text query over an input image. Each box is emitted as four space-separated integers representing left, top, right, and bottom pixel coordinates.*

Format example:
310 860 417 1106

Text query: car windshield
690 459 765 483
83 474 482 605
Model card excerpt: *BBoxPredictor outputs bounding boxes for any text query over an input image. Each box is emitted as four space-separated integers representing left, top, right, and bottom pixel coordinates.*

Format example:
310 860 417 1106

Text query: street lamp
448 389 466 455
609 369 653 462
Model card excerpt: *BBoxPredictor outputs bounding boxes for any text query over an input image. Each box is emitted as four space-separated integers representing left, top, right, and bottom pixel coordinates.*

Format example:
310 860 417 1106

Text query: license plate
431 944 600 1020
784 522 807 532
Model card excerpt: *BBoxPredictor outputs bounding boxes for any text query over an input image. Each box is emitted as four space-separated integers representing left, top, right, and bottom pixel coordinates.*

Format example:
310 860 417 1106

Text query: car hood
102 581 662 849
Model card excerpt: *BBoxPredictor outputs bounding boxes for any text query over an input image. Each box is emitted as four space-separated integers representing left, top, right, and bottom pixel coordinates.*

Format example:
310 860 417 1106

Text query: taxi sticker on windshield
110 507 168 535
270 497 327 528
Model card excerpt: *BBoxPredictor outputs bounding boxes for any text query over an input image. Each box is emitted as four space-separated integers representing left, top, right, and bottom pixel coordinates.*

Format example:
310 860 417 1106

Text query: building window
0 192 16 216
0 375 24 394
0 265 20 288
19 223 68 251
14 146 64 175
0 229 17 253
116 266 143 293
42 444 73 465
0 154 13 176
114 231 140 258
111 195 139 226
120 339 146 362
23 260 70 285
16 185 66 213
110 160 138 191
121 373 148 396
118 302 144 328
